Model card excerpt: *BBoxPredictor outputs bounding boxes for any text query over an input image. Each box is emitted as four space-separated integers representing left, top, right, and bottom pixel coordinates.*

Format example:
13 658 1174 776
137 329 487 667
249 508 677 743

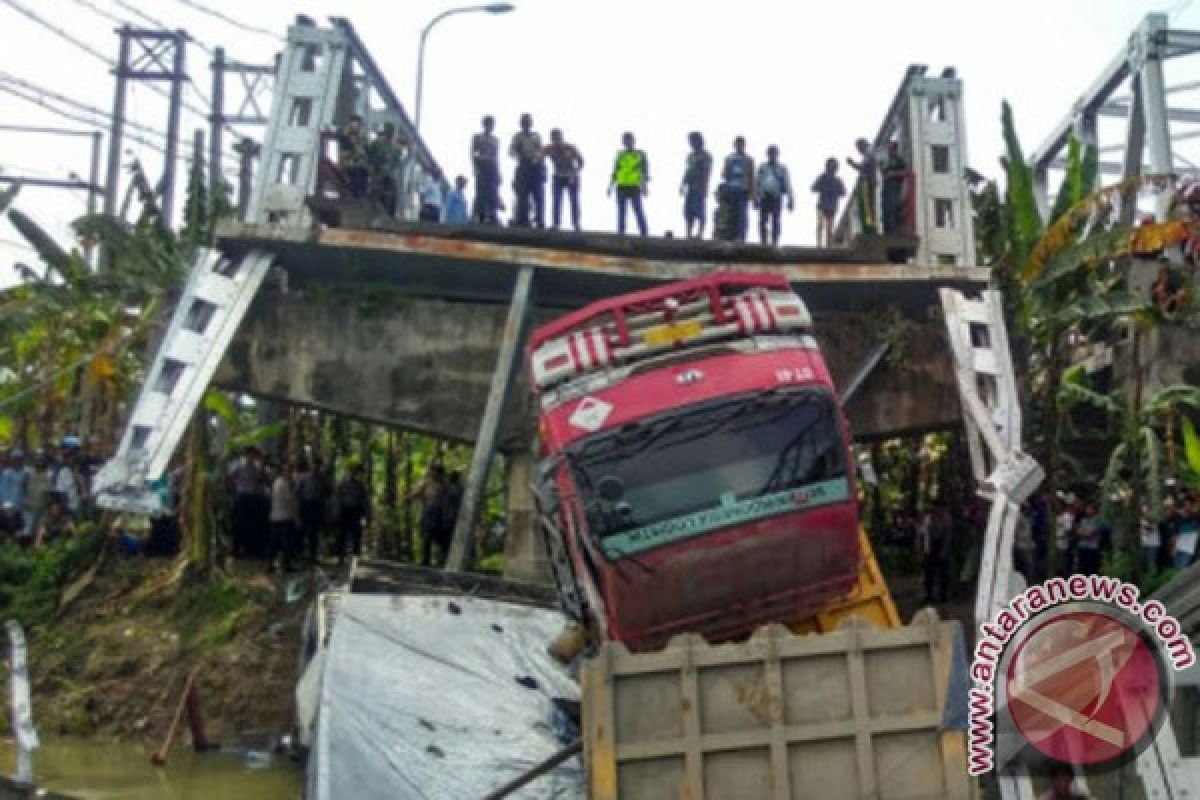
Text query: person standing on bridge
367 123 404 217
544 129 584 231
755 145 794 247
471 115 502 224
680 132 712 239
811 158 846 247
444 175 469 225
509 113 546 228
418 167 444 223
608 132 649 236
881 140 909 236
722 137 755 242
846 138 878 235
337 114 369 200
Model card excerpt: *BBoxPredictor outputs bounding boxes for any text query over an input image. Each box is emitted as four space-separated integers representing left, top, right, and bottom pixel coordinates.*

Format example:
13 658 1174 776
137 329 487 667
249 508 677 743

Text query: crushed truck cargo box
582 612 972 800
308 592 584 800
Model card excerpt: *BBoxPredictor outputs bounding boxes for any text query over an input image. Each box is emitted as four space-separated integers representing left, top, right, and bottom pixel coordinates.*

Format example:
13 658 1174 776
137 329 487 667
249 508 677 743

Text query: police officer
608 132 649 237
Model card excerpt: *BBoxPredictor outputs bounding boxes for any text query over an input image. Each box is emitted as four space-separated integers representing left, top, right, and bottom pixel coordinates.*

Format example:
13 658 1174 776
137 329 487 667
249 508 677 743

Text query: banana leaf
1183 415 1200 483
228 421 286 453
8 209 69 273
1002 101 1043 266
202 390 237 423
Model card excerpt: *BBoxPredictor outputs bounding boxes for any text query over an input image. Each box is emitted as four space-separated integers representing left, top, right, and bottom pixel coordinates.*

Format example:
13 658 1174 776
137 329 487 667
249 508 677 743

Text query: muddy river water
2 738 302 799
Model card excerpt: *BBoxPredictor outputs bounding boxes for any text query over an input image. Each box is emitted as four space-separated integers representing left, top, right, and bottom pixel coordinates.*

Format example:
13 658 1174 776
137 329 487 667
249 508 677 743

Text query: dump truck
528 272 979 798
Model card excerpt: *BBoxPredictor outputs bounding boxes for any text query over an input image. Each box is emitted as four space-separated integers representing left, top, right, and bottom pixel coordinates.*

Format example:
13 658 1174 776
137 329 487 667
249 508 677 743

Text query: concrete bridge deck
212 221 989 578
214 221 989 448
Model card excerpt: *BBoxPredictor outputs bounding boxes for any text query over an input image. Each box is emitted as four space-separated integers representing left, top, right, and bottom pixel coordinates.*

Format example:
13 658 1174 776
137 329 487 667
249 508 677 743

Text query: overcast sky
0 0 1197 283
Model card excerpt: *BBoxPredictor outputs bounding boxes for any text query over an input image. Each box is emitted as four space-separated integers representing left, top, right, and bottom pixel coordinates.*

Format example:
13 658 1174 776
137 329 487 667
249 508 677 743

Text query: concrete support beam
445 267 533 572
501 449 551 585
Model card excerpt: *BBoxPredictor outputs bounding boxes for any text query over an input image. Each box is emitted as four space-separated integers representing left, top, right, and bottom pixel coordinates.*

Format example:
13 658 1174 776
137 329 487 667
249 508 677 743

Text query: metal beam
328 17 442 183
445 266 533 572
0 176 102 192
1120 80 1146 227
1029 54 1131 169
1099 101 1200 123
840 341 890 406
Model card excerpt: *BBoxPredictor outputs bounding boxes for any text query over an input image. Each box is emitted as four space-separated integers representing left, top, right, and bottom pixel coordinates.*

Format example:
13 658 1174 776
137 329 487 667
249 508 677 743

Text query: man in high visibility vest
607 132 649 236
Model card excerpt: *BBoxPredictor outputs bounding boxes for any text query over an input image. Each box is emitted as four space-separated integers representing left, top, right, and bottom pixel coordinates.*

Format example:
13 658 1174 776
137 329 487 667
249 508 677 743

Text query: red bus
529 272 861 652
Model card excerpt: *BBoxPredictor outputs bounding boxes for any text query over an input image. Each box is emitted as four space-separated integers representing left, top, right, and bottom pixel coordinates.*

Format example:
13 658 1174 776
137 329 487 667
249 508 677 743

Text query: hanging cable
167 0 283 42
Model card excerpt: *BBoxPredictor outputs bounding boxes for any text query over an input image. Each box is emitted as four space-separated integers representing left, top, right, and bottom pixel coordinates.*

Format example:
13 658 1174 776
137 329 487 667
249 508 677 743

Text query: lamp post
413 3 514 135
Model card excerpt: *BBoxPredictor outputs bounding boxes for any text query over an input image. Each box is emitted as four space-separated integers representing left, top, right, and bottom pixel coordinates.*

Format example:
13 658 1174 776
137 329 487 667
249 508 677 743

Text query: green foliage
1100 548 1136 583
1000 101 1044 266
0 529 103 631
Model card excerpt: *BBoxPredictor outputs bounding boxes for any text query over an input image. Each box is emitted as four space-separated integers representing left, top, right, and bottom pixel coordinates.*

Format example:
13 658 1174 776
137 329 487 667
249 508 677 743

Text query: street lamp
413 3 515 134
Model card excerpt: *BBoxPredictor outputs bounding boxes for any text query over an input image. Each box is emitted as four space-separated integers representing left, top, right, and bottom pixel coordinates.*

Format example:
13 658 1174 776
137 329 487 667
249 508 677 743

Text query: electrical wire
0 71 178 147
166 0 283 42
0 0 235 139
64 0 124 27
0 72 240 165
0 0 113 65
0 83 170 157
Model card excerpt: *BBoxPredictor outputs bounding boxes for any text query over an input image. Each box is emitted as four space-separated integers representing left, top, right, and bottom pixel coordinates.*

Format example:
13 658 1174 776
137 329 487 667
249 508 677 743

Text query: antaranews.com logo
968 574 1195 775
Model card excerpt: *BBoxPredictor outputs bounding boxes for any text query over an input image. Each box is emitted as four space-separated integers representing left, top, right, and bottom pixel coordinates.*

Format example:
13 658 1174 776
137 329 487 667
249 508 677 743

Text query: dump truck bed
582 613 972 800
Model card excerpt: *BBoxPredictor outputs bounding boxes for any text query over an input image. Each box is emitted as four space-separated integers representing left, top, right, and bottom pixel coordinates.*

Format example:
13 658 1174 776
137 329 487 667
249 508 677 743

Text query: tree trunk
181 411 210 573
1043 327 1064 577
1127 326 1145 559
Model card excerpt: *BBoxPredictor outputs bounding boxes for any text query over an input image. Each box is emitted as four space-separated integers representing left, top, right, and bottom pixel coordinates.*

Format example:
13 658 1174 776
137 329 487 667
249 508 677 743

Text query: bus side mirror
534 459 561 514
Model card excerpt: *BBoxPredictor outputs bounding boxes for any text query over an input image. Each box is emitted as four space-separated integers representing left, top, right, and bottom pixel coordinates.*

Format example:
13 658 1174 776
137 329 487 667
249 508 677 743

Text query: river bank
0 536 309 751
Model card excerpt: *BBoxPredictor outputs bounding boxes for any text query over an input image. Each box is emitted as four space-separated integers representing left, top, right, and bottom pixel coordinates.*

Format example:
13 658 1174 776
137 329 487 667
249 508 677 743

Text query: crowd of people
335 113 914 246
225 446 465 573
0 436 112 549
892 484 1199 608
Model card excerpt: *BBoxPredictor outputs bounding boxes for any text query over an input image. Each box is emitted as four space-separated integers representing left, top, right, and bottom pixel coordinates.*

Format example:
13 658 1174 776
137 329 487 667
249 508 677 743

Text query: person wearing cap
509 113 546 228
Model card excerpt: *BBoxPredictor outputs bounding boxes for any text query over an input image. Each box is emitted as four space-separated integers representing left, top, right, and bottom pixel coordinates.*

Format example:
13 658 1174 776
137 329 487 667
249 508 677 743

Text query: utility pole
161 32 187 224
233 137 260 220
103 27 132 220
0 125 106 266
103 27 191 229
210 47 225 202
208 47 273 208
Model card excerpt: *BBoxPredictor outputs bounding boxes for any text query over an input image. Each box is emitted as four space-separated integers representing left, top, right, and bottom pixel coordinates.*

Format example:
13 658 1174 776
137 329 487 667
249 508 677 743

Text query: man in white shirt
267 464 297 573
755 145 794 246
418 168 444 223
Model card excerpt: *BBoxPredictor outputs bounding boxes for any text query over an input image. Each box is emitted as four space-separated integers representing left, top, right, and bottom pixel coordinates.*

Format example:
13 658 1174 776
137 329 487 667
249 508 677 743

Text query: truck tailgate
582 613 972 799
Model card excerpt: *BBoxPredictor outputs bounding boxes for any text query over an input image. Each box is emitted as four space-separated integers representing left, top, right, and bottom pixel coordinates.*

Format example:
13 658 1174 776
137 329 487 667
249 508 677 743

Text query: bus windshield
566 388 848 548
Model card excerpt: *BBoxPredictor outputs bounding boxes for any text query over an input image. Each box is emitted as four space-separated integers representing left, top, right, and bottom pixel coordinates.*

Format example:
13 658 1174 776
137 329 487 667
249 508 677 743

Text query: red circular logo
1006 610 1164 766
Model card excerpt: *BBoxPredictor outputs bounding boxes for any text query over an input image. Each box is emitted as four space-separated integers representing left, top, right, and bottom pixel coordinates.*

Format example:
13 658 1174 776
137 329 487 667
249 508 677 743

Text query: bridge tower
838 65 976 267
249 17 442 227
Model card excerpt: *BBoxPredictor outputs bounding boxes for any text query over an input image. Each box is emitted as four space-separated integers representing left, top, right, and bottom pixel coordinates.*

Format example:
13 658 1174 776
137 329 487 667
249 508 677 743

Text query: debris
425 744 445 758
446 602 461 615
514 675 539 691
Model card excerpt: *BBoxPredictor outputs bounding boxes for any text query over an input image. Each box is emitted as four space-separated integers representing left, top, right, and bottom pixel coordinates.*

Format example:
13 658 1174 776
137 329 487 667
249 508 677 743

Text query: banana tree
1059 364 1200 555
